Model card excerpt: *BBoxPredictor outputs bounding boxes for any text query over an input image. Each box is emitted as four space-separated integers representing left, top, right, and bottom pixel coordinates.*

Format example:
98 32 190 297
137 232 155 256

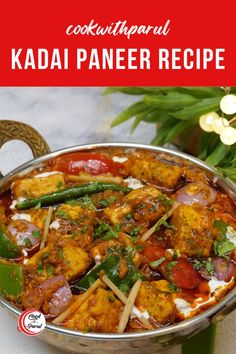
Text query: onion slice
212 256 236 282
175 182 216 206
52 278 102 324
7 220 41 250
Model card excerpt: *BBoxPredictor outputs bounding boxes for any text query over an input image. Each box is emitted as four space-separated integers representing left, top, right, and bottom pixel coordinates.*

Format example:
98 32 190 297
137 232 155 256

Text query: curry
0 147 236 333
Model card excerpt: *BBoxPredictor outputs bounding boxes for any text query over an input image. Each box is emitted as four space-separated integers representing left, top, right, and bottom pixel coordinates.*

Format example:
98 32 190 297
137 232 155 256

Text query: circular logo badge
17 309 46 336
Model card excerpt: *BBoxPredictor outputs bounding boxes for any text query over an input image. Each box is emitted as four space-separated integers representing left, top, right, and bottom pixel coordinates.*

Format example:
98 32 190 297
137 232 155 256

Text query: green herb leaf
99 195 117 207
213 239 236 257
213 219 228 235
78 195 95 209
57 248 64 260
169 283 178 292
166 261 178 271
172 97 221 120
32 229 41 239
157 195 174 210
36 260 43 275
144 92 197 110
150 257 166 268
205 258 215 275
206 143 230 167
56 210 69 219
46 264 53 276
111 101 151 127
103 229 119 241
129 226 140 237
156 219 174 232
94 223 120 240
23 238 32 247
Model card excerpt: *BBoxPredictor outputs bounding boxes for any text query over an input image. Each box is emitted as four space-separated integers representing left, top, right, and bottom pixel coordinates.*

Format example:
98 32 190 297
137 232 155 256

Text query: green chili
0 262 23 300
74 252 144 293
0 222 21 259
16 182 131 210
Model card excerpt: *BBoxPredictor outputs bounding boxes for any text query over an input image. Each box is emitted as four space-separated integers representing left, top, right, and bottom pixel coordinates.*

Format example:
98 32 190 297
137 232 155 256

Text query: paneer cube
168 204 213 257
104 186 169 235
135 281 176 325
26 237 91 281
12 173 65 199
64 288 123 333
124 152 183 189
55 203 95 221
62 240 91 280
90 232 142 266
104 186 168 225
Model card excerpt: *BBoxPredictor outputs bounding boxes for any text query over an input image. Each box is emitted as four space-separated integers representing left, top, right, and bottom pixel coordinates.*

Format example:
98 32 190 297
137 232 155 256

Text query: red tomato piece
144 243 166 262
48 152 120 175
162 258 202 290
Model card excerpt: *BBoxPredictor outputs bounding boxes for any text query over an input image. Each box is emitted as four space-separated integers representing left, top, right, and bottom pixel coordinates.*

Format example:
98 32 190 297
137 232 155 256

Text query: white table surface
0 87 235 354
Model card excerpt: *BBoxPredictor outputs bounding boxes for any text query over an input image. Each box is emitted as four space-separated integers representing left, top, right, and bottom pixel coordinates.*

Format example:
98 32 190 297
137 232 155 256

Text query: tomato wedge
144 243 166 262
162 258 202 290
48 152 121 175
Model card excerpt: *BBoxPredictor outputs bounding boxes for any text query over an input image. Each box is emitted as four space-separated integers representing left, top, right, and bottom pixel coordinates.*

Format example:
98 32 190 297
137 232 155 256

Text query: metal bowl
0 120 236 354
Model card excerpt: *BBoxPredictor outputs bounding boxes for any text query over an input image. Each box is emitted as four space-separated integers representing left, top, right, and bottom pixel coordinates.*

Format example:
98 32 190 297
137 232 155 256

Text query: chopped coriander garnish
93 223 111 238
166 261 177 272
129 226 140 237
124 213 133 220
36 260 43 274
78 195 95 209
169 283 178 292
114 224 121 232
103 229 119 241
213 219 228 235
23 238 32 247
156 219 174 232
213 219 236 257
99 195 117 207
157 195 174 210
56 210 69 219
149 257 166 268
213 239 236 257
99 199 109 207
32 229 41 239
46 264 53 276
135 245 144 252
94 223 120 240
125 246 137 260
205 258 215 275
193 258 214 276
192 259 203 269
80 226 88 234
119 283 129 294
42 252 49 260
57 248 64 260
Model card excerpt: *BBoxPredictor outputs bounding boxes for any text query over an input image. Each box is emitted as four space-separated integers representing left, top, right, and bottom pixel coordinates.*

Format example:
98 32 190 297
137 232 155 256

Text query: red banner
0 0 235 86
